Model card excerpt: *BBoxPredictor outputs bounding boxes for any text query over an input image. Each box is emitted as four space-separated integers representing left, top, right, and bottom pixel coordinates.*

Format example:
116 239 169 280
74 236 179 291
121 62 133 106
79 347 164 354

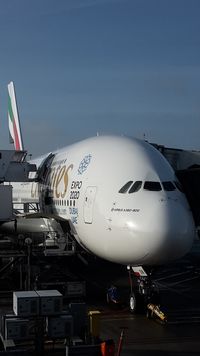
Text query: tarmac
0 241 200 355
97 242 200 355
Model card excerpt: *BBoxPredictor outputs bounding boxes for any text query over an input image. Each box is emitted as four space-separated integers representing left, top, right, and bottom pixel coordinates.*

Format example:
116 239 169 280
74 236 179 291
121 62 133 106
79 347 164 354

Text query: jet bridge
0 150 36 222
0 149 77 256
152 143 200 228
0 150 36 183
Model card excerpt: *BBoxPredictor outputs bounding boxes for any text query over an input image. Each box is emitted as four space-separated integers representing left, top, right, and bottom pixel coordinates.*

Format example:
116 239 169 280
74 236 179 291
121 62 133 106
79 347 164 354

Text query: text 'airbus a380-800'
1 82 195 311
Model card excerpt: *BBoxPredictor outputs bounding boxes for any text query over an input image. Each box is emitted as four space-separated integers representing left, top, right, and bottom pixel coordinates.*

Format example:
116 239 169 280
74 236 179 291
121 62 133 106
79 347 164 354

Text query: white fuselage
12 136 195 265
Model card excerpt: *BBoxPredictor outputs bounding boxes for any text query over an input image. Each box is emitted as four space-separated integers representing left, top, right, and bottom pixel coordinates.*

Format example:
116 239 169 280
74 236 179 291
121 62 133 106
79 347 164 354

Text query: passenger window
129 181 142 193
162 181 176 191
144 181 162 191
119 181 133 193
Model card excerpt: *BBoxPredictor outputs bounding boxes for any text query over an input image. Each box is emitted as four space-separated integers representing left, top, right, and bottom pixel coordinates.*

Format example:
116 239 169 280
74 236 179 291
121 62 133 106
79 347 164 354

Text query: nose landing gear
127 265 160 313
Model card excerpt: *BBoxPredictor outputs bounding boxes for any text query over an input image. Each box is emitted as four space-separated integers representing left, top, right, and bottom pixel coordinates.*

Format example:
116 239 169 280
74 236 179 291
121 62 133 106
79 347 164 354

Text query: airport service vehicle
1 82 195 312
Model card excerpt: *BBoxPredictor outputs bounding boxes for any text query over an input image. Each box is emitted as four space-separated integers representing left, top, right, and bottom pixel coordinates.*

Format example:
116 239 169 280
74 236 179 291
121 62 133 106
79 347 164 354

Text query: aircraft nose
144 197 195 264
124 197 195 265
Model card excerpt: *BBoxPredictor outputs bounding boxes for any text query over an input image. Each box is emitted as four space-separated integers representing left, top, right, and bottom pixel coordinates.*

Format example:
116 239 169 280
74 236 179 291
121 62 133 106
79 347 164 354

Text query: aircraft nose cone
147 198 195 264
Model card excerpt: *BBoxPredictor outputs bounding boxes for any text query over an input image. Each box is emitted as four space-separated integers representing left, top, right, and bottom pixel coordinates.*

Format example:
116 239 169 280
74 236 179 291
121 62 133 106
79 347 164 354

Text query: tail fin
8 81 24 151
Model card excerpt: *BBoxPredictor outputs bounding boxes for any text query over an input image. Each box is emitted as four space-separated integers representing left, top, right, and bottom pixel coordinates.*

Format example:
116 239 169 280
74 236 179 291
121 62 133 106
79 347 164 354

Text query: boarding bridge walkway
0 149 37 222
152 143 200 228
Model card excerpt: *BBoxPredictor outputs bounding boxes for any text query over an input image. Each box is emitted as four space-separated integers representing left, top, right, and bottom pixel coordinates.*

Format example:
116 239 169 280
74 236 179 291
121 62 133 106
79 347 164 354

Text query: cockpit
119 180 183 194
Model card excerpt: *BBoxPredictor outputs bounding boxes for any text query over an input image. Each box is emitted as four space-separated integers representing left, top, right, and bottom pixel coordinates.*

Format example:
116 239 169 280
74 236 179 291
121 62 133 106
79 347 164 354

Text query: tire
129 293 137 313
146 308 152 319
106 293 110 304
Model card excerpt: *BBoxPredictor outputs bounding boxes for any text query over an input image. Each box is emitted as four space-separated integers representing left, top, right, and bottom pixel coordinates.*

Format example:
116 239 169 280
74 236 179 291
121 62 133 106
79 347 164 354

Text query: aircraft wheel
146 308 152 319
129 293 137 313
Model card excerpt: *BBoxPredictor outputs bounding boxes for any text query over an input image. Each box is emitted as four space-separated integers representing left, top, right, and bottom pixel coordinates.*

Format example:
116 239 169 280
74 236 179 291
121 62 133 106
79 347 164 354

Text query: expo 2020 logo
78 154 92 175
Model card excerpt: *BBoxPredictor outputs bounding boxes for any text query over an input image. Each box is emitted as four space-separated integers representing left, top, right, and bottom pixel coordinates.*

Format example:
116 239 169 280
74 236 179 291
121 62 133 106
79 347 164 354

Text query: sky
0 0 199 157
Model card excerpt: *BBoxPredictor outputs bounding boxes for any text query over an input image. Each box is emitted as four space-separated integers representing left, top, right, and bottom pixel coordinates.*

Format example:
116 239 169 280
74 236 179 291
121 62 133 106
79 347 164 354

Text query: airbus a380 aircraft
12 135 195 266
2 82 195 310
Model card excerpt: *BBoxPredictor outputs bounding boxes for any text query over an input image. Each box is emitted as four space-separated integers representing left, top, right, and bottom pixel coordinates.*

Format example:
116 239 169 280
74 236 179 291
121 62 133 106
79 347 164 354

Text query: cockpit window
162 181 176 191
119 181 133 193
129 181 142 193
144 181 162 191
174 181 184 192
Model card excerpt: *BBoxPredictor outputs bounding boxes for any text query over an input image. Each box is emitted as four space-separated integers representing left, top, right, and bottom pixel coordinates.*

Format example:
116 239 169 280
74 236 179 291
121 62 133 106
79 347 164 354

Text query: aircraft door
84 186 97 224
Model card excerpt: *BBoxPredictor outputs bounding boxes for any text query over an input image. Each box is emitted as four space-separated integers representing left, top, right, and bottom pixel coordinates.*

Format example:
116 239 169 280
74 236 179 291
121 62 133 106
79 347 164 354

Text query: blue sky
0 0 199 157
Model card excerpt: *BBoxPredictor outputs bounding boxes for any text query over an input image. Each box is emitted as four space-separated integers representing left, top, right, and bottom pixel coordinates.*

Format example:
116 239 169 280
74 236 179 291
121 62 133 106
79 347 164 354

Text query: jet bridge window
128 181 142 193
119 181 133 193
144 181 162 191
162 181 176 191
